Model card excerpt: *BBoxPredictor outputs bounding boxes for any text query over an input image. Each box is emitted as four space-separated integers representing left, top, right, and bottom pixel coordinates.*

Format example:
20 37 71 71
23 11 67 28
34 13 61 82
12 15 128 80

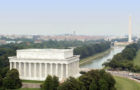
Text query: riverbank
79 48 112 65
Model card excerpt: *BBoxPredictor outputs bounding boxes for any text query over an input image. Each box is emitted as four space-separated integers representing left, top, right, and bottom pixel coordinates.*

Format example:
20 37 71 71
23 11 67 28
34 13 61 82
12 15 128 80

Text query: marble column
44 63 46 78
74 62 76 74
29 63 31 77
66 64 68 77
34 63 36 79
10 62 12 70
46 63 48 77
14 62 16 68
40 63 42 78
19 62 21 75
77 61 79 74
55 63 58 76
24 62 26 77
69 63 71 76
61 64 63 78
50 63 52 75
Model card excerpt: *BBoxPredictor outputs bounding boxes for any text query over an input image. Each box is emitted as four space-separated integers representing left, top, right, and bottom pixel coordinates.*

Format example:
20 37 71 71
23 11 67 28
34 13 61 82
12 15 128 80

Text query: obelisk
128 16 132 43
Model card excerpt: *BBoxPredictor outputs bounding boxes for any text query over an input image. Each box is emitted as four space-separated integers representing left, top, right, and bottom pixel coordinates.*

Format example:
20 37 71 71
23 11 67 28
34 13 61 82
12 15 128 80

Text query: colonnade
9 61 79 80
10 62 69 80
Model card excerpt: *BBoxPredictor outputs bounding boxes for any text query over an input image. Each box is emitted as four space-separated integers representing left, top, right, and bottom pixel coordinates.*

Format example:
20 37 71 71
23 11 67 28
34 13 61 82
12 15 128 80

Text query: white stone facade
9 49 80 81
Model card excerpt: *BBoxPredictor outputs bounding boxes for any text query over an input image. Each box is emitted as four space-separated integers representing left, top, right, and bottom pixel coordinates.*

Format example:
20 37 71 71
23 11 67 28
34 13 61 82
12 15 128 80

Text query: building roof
17 48 73 52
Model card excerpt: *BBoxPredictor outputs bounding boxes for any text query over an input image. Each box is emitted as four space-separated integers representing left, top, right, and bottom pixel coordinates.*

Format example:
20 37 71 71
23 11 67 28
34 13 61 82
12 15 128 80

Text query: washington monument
128 16 132 43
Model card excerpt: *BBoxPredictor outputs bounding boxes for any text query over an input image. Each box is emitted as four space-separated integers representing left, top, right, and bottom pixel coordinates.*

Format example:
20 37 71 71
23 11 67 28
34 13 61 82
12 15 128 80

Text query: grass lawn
16 88 40 90
115 76 140 90
22 80 43 83
133 50 140 66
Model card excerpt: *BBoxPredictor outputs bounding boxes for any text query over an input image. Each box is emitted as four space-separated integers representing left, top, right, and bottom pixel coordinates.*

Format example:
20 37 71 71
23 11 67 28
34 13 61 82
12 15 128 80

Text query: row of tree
26 39 106 49
104 41 140 72
74 42 111 59
42 70 116 90
111 37 137 43
111 38 128 42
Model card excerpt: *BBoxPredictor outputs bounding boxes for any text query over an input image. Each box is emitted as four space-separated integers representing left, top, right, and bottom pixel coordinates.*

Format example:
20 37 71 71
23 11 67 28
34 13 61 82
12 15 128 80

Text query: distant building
17 41 23 44
9 49 80 81
34 40 42 44
0 40 6 45
6 41 16 44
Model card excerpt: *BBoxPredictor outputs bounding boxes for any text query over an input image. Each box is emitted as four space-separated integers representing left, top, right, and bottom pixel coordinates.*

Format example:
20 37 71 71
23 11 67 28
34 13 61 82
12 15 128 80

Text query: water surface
80 46 124 69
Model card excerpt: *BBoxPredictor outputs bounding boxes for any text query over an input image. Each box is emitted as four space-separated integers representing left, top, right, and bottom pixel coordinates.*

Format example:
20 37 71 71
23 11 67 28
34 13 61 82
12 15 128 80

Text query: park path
22 83 41 88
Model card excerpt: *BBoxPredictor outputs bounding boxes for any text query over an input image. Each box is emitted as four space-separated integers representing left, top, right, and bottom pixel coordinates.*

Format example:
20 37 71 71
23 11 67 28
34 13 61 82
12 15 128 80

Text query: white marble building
9 49 80 81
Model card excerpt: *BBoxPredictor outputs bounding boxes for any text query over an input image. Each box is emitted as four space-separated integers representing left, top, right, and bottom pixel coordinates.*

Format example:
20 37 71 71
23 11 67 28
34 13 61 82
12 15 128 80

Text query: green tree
3 69 22 89
89 79 97 90
79 75 93 90
0 67 9 78
79 70 116 90
42 75 53 90
58 77 83 90
52 76 59 90
100 70 116 90
122 48 135 60
99 78 108 90
0 75 3 87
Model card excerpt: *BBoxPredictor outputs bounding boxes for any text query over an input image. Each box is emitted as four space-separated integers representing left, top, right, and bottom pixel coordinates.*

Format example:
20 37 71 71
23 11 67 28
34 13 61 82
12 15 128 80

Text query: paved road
107 70 140 83
80 68 140 83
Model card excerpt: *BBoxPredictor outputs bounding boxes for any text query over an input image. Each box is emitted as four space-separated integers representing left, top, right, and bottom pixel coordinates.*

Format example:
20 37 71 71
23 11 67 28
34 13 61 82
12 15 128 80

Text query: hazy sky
0 0 140 36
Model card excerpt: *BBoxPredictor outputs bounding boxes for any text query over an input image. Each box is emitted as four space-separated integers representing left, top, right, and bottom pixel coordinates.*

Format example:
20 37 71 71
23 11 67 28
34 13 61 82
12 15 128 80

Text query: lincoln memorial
9 49 80 81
